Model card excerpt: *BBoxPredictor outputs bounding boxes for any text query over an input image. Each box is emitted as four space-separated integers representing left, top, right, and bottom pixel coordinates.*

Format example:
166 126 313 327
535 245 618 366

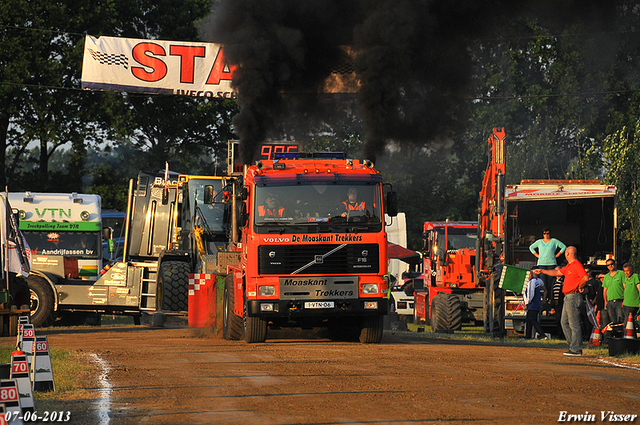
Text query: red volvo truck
222 152 398 343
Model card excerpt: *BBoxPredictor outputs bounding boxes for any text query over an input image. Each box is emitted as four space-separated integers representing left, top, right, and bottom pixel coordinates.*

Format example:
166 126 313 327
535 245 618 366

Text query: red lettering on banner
169 45 206 84
206 48 237 84
132 42 168 82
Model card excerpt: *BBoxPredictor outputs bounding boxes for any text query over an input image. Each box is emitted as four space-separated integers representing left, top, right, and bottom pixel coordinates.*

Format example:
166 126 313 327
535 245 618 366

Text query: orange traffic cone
624 312 636 339
588 312 602 347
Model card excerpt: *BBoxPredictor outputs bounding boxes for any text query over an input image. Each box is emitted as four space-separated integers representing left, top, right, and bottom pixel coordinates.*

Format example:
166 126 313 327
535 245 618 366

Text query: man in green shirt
602 259 625 323
622 263 640 334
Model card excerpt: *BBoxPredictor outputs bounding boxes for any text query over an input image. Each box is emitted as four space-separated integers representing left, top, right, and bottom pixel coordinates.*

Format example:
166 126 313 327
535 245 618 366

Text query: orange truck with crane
222 151 398 343
413 128 617 336
414 128 508 335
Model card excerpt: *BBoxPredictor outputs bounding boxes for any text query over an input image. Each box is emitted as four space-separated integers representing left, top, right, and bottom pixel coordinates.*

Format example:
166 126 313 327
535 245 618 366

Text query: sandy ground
3 323 640 425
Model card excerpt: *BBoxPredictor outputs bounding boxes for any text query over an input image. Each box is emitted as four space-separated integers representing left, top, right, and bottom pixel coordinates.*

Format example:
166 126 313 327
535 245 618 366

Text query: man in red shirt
535 246 588 356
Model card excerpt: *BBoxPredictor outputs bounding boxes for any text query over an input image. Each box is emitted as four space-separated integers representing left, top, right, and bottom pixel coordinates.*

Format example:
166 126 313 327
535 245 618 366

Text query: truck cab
223 153 397 343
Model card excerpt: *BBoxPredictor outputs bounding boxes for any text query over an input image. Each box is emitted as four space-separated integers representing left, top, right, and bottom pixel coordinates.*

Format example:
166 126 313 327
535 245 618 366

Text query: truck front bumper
246 298 389 318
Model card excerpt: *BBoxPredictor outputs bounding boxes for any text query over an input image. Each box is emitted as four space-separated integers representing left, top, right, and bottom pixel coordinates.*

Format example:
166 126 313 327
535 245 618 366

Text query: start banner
81 35 237 98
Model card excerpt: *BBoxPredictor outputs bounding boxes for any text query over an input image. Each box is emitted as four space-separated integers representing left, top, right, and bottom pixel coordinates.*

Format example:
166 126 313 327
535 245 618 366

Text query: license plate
305 301 334 309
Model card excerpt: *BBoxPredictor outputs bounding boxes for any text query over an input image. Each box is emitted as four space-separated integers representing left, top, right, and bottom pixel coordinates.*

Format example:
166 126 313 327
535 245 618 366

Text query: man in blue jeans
535 246 588 356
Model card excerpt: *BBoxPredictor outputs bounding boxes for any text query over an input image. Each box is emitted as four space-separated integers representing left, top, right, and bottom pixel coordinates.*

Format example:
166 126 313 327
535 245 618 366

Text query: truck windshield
189 179 226 233
22 231 101 259
435 228 477 250
254 183 382 232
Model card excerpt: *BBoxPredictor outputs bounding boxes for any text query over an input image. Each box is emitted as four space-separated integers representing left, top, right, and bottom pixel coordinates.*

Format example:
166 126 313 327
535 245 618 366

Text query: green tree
602 123 640 269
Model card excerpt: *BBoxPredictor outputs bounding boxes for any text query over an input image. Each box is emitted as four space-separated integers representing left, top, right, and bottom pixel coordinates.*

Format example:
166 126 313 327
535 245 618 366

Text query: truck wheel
158 261 190 311
442 294 463 331
483 271 505 336
430 295 445 332
359 315 384 343
223 274 243 340
27 276 56 328
244 300 268 343
328 317 360 341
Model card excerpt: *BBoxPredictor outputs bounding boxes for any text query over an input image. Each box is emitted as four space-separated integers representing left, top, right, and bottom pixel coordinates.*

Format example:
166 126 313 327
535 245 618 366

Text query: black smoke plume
205 0 621 164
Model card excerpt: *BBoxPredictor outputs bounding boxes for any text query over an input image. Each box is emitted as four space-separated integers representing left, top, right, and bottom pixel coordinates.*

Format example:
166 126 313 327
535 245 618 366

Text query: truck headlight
361 284 379 294
259 285 275 296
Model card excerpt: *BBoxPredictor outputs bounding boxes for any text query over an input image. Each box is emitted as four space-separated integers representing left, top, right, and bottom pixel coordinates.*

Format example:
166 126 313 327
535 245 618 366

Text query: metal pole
3 187 9 291
122 179 134 262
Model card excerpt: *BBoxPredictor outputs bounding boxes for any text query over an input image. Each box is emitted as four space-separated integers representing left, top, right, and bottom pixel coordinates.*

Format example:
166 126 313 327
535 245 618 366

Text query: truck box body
502 181 617 335
9 192 103 282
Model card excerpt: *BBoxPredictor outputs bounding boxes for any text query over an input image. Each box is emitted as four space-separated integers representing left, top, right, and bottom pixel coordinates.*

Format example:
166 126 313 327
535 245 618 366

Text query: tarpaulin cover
388 243 421 264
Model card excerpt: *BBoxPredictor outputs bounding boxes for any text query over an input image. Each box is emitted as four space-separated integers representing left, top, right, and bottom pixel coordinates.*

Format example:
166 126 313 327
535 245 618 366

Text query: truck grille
258 244 379 275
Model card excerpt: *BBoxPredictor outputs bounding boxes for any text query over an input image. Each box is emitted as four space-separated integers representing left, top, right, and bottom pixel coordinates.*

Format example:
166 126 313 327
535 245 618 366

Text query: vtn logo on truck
35 208 72 219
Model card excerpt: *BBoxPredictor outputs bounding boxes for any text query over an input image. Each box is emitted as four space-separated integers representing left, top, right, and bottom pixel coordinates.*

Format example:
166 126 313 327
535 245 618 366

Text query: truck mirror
386 191 398 217
204 185 215 204
422 233 430 253
239 202 248 227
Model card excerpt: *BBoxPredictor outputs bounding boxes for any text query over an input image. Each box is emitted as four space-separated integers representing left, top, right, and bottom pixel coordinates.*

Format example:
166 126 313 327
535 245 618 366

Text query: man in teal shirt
602 259 625 323
529 228 566 301
622 263 640 334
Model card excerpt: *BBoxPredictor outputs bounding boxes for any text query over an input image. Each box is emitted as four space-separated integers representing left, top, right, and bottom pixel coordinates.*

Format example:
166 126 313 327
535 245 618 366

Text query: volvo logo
361 250 369 257
269 251 276 258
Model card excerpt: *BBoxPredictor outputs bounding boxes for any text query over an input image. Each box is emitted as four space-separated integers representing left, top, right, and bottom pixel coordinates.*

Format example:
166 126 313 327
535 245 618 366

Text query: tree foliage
2 1 640 267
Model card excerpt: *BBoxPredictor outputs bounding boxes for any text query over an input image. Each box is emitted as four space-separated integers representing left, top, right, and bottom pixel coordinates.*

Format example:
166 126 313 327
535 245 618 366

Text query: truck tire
430 294 462 332
442 294 463 331
158 261 190 311
483 271 505 336
27 276 56 328
223 274 243 340
328 317 360 341
244 300 268 343
359 315 384 343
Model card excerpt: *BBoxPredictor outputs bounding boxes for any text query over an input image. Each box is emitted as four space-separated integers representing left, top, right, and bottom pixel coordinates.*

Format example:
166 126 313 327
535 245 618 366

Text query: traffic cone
624 312 636 339
588 312 602 347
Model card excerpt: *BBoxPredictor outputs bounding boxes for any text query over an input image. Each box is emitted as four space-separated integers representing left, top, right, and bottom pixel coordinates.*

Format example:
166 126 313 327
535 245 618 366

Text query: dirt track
4 323 640 425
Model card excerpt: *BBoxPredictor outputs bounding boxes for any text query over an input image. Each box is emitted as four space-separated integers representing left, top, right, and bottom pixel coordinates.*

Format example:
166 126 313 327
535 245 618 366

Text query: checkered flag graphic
89 49 129 69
